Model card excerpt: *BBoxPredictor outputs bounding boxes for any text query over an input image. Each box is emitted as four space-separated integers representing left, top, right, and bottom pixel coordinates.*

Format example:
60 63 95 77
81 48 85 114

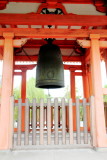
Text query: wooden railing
12 97 95 149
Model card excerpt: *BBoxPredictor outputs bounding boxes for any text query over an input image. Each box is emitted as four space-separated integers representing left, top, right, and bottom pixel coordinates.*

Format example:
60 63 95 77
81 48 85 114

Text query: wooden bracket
0 38 27 48
36 2 68 14
77 40 107 48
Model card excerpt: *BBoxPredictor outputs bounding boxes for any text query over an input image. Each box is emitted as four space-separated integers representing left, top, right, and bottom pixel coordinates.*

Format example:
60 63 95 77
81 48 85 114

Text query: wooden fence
11 97 95 149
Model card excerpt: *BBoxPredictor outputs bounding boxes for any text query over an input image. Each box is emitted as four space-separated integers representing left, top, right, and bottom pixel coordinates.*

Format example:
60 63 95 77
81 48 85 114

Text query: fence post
9 96 15 149
69 98 73 144
40 98 44 145
90 96 96 146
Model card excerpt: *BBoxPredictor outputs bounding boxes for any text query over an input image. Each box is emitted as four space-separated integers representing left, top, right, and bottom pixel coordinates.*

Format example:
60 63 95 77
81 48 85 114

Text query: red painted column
82 62 90 131
0 32 14 149
69 69 76 131
87 65 93 96
90 34 107 147
21 68 27 132
82 66 90 98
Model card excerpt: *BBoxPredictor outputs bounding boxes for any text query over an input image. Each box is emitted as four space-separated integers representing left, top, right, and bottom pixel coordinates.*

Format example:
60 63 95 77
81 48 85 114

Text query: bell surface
36 43 64 89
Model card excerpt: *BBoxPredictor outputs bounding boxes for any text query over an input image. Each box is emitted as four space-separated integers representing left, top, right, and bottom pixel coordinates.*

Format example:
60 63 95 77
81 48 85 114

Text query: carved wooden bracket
94 0 107 13
0 0 8 10
36 2 68 14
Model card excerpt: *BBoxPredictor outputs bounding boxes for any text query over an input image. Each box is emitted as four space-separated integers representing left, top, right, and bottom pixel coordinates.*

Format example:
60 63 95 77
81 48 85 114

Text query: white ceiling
0 2 105 15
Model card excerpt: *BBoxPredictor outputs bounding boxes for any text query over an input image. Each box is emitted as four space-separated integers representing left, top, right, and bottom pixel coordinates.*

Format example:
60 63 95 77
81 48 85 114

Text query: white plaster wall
0 3 105 15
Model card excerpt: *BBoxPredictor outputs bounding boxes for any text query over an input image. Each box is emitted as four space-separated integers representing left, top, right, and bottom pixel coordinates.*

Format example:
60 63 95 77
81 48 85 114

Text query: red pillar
0 32 14 149
21 68 27 132
70 69 76 131
90 34 107 147
82 61 90 131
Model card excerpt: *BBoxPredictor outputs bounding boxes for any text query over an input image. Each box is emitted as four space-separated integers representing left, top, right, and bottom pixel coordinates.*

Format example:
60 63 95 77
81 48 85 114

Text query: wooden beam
0 13 107 26
14 55 82 62
74 72 82 76
77 40 107 48
64 65 82 70
8 0 93 4
0 39 27 47
24 39 78 48
14 72 22 76
0 28 107 38
14 64 36 70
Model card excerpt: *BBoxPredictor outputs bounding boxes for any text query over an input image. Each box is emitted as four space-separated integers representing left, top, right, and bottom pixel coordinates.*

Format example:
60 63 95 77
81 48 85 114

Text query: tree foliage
26 77 47 102
103 84 107 102
13 77 48 102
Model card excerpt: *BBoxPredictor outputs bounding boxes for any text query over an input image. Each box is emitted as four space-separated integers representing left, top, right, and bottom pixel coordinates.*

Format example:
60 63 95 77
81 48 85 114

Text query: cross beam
14 55 82 62
0 28 107 38
6 0 93 4
0 13 107 26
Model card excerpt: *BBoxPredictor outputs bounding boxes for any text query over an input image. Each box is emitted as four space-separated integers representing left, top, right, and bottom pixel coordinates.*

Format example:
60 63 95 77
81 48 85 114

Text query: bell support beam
24 39 78 49
90 34 107 147
0 13 107 26
0 32 14 150
0 28 107 38
13 55 82 62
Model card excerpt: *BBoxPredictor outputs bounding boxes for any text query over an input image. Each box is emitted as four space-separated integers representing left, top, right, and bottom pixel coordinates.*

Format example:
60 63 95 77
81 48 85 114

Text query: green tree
103 84 107 102
13 77 48 101
13 87 21 99
13 77 48 121
27 77 47 102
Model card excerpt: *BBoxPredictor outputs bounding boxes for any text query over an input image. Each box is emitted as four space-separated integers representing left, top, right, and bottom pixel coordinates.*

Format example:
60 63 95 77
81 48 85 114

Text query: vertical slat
76 98 81 144
68 99 73 144
83 98 88 144
104 103 107 129
10 96 15 149
36 107 38 128
24 98 29 145
90 96 96 146
40 98 44 145
46 106 47 127
54 98 58 145
51 106 54 129
62 98 66 144
17 98 22 146
58 106 60 127
47 98 51 145
66 106 69 132
32 98 36 145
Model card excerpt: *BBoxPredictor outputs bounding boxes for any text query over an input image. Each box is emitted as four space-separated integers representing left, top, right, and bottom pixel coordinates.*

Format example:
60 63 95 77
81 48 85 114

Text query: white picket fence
11 97 95 149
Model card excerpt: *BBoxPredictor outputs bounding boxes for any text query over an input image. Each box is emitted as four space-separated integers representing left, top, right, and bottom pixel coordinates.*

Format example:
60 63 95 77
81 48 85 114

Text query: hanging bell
36 39 64 89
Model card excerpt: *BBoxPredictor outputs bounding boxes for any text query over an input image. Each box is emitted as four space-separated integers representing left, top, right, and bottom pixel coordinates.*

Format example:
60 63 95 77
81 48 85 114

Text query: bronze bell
36 39 64 89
